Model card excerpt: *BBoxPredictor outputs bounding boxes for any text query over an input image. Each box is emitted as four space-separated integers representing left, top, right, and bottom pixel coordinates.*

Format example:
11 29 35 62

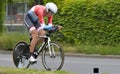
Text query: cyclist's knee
38 29 46 36
31 30 38 39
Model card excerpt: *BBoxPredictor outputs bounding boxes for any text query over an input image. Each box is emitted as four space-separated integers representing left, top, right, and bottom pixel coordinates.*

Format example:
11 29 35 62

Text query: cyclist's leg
35 20 46 45
37 29 46 44
24 14 38 62
29 30 38 53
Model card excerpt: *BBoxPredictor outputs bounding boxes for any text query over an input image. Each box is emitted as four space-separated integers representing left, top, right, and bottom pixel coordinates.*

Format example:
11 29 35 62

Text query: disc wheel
13 42 30 68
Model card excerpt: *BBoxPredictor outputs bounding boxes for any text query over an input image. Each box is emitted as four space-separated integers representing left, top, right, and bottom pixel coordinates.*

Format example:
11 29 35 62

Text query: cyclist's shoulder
33 5 45 9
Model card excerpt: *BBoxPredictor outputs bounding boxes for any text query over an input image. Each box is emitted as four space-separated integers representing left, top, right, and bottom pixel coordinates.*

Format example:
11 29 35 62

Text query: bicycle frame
35 34 55 57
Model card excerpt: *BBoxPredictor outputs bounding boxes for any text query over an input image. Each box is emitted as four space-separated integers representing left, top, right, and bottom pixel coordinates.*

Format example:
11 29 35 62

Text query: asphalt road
0 53 120 74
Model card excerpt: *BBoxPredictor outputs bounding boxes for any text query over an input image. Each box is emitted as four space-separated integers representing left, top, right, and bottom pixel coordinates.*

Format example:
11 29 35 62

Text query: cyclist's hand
57 25 62 30
52 25 62 31
48 25 62 32
50 26 58 32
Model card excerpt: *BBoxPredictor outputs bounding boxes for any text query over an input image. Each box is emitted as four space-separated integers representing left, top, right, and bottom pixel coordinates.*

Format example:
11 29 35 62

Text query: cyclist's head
45 2 58 15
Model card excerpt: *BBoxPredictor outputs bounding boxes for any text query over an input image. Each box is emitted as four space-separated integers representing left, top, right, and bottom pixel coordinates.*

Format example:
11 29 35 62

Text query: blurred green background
0 0 120 55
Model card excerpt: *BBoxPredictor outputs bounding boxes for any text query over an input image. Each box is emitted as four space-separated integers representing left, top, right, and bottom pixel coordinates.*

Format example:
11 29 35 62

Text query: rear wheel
13 42 30 68
42 42 64 71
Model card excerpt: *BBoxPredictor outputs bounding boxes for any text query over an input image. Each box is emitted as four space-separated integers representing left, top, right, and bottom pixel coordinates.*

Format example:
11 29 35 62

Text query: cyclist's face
47 10 54 17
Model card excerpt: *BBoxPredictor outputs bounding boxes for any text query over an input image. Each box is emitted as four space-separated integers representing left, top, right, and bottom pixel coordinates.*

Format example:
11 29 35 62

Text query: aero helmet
45 2 58 14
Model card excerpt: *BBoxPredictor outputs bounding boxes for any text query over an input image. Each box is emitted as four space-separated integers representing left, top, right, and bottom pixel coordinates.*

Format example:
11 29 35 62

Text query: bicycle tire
42 41 64 71
13 41 30 68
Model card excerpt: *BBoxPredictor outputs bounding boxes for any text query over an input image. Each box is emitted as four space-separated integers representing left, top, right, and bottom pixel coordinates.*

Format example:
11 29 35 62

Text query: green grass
62 43 120 55
0 32 29 50
0 32 120 55
0 67 71 74
78 45 120 55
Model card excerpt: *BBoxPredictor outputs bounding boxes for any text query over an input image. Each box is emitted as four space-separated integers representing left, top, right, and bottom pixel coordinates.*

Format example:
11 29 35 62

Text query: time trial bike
13 27 64 71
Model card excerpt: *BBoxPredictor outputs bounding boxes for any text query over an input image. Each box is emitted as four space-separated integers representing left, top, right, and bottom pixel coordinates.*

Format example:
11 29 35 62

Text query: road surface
0 53 120 74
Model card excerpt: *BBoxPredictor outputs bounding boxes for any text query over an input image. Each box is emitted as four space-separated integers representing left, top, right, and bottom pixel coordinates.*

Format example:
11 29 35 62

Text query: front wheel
42 42 65 71
13 41 30 68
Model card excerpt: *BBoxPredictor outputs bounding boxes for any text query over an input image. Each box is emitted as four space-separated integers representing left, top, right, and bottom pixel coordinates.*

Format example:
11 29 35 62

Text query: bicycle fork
48 37 55 58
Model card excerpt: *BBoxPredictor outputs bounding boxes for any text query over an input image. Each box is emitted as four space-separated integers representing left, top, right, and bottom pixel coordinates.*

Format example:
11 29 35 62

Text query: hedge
53 0 120 45
0 1 5 34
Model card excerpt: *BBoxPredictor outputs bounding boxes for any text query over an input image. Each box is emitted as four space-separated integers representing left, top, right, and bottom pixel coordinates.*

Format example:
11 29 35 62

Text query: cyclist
24 2 62 63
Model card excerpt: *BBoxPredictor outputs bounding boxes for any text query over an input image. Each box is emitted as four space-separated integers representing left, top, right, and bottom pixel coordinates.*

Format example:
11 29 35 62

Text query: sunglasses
48 9 55 15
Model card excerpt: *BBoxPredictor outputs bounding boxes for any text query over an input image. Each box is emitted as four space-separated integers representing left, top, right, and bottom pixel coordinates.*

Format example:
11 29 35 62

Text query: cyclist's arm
48 16 53 26
44 16 53 30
